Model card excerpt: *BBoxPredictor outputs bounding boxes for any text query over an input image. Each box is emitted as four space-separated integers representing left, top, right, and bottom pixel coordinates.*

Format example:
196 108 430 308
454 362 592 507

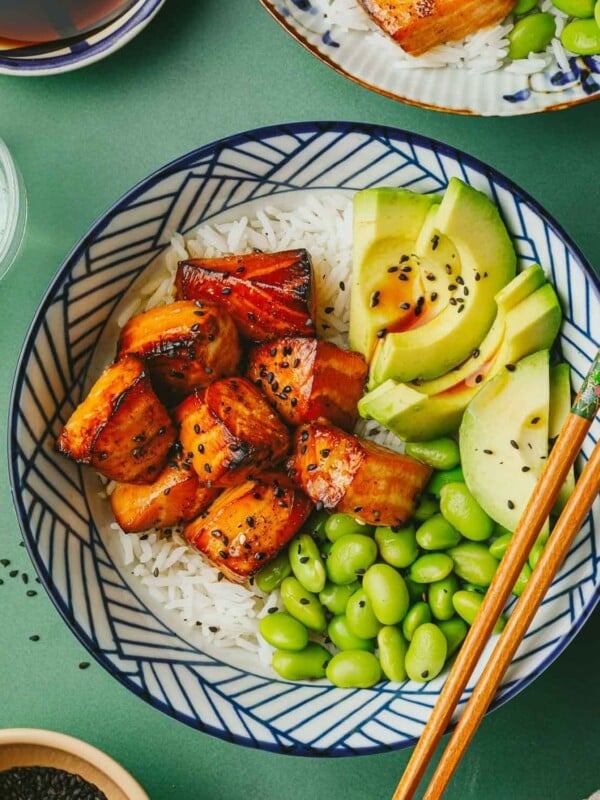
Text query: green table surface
1 2 599 798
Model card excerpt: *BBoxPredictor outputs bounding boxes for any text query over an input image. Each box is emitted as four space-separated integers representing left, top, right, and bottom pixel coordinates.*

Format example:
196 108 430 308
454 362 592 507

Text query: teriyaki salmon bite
359 0 516 56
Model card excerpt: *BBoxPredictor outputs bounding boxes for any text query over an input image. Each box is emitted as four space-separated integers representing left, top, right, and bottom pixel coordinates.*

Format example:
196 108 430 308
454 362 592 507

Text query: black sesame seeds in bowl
0 729 148 800
0 765 107 799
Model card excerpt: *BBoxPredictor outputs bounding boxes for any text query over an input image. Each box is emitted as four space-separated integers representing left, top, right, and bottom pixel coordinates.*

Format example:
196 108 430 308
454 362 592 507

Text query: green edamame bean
508 12 556 59
325 513 373 542
256 549 292 593
406 577 427 604
461 582 487 594
302 509 330 544
514 0 538 13
259 612 308 651
325 650 382 688
272 642 331 681
402 601 432 641
326 533 378 585
452 590 506 633
413 494 440 521
319 581 360 615
438 617 468 657
405 438 461 471
408 553 454 584
280 577 327 632
363 564 410 625
289 533 326 594
513 562 532 597
528 533 548 570
552 0 595 17
404 623 448 683
440 483 494 542
448 542 499 586
561 17 600 53
489 531 513 560
416 514 462 551
377 626 409 682
346 588 383 639
426 466 464 498
374 525 418 568
428 573 460 621
328 615 375 652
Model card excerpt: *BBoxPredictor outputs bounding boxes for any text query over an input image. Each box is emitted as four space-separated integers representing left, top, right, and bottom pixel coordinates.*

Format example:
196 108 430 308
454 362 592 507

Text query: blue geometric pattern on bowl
258 0 600 116
8 122 600 755
0 0 164 76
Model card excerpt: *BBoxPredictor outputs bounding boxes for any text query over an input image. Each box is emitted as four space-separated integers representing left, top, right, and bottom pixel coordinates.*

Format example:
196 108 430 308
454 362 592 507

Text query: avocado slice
549 363 575 513
367 178 517 386
349 187 441 359
357 266 561 441
459 349 551 532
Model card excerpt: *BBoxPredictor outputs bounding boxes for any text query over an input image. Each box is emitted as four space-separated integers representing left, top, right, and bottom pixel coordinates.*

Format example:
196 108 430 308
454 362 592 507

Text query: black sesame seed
522 466 531 472
387 266 399 273
430 292 438 301
475 374 483 384
399 302 411 310
26 590 37 597
79 661 90 670
376 328 387 339
510 440 519 450
505 363 516 372
0 559 9 567
299 597 310 605
204 463 212 473
507 500 515 509
483 449 494 455
307 464 317 471
219 550 229 559
531 416 541 425
299 556 309 564
221 287 232 295
325 306 334 314
431 235 439 250
29 634 40 641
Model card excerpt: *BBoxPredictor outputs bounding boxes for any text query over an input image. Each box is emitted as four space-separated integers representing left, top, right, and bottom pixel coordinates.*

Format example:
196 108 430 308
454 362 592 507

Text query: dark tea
0 0 138 45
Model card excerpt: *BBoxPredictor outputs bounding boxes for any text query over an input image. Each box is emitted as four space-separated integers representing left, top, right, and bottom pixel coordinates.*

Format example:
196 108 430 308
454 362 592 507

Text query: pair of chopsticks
393 348 600 800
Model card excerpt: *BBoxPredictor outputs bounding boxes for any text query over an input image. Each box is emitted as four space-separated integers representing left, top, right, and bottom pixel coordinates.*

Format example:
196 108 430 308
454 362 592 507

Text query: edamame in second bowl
9 122 600 754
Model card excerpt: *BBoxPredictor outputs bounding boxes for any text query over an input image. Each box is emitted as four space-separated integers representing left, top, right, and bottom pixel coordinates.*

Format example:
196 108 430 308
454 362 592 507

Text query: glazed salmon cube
175 249 316 341
288 421 432 526
174 377 290 487
117 300 241 404
55 355 176 484
247 336 368 431
359 0 515 55
184 471 313 582
109 454 220 532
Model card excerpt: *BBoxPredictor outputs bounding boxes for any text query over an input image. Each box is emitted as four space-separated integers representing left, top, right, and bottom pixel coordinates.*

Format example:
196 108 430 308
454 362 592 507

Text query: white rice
112 192 388 656
319 0 578 74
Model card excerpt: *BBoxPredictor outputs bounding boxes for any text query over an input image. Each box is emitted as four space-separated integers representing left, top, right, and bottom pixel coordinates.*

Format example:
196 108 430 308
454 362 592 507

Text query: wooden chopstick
421 433 600 798
393 349 600 800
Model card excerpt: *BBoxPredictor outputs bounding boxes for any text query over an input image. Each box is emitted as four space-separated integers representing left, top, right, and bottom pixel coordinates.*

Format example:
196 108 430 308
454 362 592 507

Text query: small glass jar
0 139 27 281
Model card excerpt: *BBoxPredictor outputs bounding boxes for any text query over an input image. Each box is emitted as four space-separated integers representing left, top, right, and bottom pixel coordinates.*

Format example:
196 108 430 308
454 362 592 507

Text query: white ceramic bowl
8 122 600 755
0 728 148 799
258 0 600 116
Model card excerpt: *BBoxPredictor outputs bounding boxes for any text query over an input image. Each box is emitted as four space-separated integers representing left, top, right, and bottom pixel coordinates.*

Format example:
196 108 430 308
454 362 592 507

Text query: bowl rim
0 727 149 799
7 121 600 755
0 0 165 76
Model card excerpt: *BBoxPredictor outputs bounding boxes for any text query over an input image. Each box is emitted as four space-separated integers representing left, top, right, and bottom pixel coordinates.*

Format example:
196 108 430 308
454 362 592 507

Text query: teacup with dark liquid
0 0 138 47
